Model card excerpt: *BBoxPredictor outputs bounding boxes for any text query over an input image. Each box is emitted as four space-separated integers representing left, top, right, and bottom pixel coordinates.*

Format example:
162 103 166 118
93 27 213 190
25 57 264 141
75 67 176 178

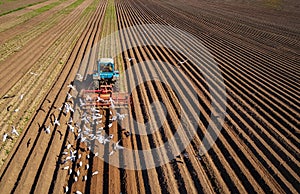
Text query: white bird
83 175 87 181
30 72 38 76
64 186 69 193
75 191 82 194
67 93 72 100
177 59 188 64
54 118 60 126
68 124 74 133
92 171 98 176
109 116 117 121
92 114 102 121
86 164 89 170
79 161 82 167
63 166 69 170
76 169 80 177
20 94 24 100
116 112 127 120
11 126 19 136
86 154 90 159
126 57 135 62
44 125 51 134
108 123 113 128
3 133 8 142
114 139 124 151
74 176 78 182
94 152 99 157
14 108 19 112
96 96 105 102
69 168 72 175
78 154 82 159
67 84 76 91
76 73 83 81
67 144 72 150
79 98 86 107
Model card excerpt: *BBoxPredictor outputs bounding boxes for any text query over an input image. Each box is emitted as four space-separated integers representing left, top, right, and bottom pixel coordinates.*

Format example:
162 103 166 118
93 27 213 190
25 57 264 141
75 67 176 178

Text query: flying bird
11 126 19 136
67 84 76 91
44 125 51 134
54 118 60 126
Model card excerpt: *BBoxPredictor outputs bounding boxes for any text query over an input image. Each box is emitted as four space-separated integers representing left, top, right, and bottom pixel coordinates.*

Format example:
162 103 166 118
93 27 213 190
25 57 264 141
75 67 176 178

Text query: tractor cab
93 58 119 81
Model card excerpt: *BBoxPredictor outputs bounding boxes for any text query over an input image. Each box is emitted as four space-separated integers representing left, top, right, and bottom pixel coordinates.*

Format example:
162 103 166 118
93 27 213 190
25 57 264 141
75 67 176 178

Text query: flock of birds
46 80 129 193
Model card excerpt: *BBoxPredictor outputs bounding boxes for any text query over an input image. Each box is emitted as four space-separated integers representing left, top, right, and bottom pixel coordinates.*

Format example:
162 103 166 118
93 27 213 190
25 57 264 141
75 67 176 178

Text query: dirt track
0 0 299 193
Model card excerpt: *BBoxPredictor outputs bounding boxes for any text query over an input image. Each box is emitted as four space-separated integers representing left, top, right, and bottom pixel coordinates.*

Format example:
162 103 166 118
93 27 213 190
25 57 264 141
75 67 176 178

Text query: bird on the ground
69 168 72 175
108 123 113 128
14 108 19 112
30 72 38 76
76 169 80 177
83 175 87 181
75 191 82 194
20 94 24 100
11 126 19 136
79 98 86 107
3 133 8 142
86 164 89 170
79 161 82 167
74 176 78 182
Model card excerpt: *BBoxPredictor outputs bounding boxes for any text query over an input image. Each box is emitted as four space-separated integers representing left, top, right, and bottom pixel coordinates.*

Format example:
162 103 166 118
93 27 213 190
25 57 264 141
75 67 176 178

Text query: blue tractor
93 58 119 88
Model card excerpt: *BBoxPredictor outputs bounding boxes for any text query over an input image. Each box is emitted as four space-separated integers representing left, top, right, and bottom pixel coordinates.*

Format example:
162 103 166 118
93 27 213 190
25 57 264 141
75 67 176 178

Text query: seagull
116 112 127 120
79 161 82 167
74 176 78 182
54 118 60 126
76 169 80 177
44 125 51 134
96 96 105 102
67 84 76 91
63 166 69 170
114 139 124 150
108 123 113 128
20 94 24 100
110 116 117 121
76 73 83 81
79 98 86 107
30 72 38 76
14 108 19 113
76 191 82 194
3 133 8 142
68 124 74 133
67 93 72 100
177 59 188 65
83 175 87 181
11 126 19 136
92 171 98 176
125 57 135 62
86 164 89 170
64 186 69 193
69 168 72 175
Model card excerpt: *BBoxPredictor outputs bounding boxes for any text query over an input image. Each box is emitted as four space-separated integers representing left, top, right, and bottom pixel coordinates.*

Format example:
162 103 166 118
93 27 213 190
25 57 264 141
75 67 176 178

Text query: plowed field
0 0 299 193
